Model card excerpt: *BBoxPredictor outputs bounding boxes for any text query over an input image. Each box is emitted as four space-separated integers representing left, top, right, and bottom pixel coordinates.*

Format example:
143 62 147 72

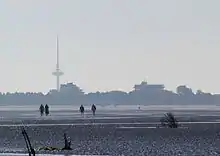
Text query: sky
0 0 220 93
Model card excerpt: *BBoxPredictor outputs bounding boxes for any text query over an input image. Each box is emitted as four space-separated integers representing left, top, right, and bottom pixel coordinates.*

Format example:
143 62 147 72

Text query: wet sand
1 115 220 156
0 104 220 155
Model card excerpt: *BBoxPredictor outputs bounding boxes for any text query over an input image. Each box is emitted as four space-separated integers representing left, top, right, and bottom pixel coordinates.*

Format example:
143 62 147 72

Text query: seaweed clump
160 112 179 128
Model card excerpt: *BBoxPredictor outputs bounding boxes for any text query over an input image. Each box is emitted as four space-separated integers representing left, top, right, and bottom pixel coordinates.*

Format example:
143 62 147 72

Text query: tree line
0 82 219 105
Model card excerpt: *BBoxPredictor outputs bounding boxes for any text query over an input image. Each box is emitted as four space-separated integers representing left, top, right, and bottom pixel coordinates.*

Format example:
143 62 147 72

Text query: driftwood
39 133 72 151
22 128 35 156
62 133 72 150
39 146 60 151
22 128 72 153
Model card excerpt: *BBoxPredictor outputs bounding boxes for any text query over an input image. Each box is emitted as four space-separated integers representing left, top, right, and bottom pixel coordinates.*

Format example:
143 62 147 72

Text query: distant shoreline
1 81 220 106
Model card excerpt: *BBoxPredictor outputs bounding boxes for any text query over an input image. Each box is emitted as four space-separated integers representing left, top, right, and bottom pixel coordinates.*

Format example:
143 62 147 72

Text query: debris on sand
22 128 72 154
160 112 179 128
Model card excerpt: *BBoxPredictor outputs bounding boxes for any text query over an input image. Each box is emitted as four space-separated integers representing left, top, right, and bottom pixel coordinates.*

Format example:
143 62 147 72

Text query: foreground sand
0 115 220 155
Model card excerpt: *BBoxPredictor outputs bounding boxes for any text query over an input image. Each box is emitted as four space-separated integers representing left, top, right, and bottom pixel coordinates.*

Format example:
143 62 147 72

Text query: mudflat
1 115 220 155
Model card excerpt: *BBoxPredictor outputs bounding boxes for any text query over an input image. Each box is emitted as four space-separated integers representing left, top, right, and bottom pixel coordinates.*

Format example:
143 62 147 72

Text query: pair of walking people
39 104 49 116
80 104 96 116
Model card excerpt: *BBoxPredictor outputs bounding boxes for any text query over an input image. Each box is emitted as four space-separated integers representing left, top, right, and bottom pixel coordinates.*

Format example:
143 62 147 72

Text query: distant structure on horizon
134 81 164 91
52 36 64 91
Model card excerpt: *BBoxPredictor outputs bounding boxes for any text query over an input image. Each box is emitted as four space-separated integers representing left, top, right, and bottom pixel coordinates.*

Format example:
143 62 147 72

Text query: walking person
45 104 49 116
91 104 96 116
138 104 141 110
39 104 44 116
79 105 84 116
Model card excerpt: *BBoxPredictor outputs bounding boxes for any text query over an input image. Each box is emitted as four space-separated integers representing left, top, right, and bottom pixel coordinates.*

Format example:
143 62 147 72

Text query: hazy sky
0 0 220 93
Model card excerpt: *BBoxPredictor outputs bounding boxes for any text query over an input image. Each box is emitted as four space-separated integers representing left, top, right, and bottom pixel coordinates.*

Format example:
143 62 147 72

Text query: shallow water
0 121 219 127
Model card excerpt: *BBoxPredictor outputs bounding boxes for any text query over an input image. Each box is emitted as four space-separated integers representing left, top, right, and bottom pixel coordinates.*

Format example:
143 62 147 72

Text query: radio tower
52 36 64 91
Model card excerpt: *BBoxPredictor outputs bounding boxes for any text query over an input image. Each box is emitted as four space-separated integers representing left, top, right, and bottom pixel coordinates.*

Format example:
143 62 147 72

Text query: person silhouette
79 105 84 116
91 104 96 116
45 104 49 116
39 104 44 116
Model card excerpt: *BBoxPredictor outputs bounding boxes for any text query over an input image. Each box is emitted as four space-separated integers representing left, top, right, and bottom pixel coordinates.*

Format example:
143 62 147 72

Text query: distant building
60 83 75 93
48 89 59 95
60 83 84 95
134 81 164 91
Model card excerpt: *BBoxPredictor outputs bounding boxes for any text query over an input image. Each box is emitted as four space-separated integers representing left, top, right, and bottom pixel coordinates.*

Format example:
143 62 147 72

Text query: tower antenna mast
52 35 64 91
